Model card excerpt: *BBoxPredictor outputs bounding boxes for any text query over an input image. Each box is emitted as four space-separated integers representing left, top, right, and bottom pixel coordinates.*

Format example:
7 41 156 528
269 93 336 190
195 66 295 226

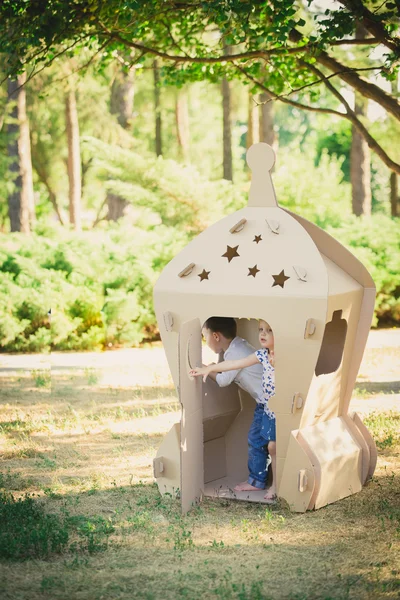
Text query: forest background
0 0 399 354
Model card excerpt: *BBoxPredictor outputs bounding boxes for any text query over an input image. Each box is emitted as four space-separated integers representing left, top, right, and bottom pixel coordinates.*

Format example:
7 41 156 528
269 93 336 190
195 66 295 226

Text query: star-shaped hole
248 265 260 278
198 269 210 282
272 270 290 288
253 235 262 244
222 245 240 263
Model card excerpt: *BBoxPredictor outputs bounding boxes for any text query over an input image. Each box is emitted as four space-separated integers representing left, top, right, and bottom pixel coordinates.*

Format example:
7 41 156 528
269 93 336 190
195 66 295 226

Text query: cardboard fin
299 417 362 510
349 412 377 482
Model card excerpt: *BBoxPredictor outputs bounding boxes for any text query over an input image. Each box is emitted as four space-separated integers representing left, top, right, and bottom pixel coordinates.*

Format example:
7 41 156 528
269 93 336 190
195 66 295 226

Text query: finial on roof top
247 143 278 208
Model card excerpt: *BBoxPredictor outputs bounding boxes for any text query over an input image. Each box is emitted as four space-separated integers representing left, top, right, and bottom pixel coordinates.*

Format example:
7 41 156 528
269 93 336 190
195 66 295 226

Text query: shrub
0 151 398 352
0 492 69 560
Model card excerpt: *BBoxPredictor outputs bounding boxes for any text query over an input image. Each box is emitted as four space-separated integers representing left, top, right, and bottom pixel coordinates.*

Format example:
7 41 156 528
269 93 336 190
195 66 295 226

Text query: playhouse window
315 310 347 376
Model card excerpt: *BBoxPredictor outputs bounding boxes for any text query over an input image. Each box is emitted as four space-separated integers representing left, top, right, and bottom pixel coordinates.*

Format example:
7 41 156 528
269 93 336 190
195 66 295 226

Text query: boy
201 317 270 492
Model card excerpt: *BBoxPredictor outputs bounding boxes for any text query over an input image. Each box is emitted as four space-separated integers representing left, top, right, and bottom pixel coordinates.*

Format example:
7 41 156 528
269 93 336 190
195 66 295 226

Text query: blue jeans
247 403 274 489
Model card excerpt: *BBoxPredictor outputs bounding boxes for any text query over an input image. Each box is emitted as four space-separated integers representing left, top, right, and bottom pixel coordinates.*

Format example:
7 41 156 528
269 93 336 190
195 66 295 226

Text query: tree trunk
390 172 399 217
110 67 135 129
389 76 399 217
153 60 162 156
175 89 190 161
33 158 64 224
7 73 34 233
350 101 371 216
65 87 82 230
107 193 127 221
246 91 259 149
350 24 371 217
259 92 275 147
107 66 134 221
221 76 233 181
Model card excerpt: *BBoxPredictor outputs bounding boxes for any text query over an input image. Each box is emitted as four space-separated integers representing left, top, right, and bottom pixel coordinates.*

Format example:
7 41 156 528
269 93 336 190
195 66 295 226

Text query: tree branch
96 20 313 62
300 60 400 175
289 29 400 121
235 65 345 117
92 197 108 228
336 0 400 52
331 37 381 45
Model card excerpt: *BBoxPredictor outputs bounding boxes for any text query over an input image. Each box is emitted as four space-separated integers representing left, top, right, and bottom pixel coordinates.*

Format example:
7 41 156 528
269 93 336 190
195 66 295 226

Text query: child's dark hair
203 317 237 339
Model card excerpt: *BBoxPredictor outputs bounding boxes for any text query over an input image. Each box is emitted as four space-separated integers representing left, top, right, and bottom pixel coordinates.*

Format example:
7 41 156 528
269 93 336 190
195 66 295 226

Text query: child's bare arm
269 350 275 367
190 353 259 382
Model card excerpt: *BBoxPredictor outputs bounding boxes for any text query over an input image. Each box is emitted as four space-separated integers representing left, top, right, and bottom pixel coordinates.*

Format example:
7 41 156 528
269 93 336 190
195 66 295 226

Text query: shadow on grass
1 476 399 600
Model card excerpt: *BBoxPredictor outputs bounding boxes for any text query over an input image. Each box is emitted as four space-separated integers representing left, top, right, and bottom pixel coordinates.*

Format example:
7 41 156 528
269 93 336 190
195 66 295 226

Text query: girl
190 319 277 503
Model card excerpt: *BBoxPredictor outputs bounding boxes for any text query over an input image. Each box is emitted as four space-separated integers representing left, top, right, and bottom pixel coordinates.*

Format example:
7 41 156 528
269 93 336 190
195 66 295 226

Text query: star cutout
272 270 290 288
198 269 210 282
248 265 260 278
222 245 240 263
253 235 262 244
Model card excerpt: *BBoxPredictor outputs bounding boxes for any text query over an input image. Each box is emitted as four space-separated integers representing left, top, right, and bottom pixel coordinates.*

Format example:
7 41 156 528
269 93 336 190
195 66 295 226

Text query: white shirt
216 337 264 404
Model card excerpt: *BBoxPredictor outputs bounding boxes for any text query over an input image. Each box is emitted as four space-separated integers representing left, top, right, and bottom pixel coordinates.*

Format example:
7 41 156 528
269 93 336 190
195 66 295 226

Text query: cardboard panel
279 432 316 513
284 209 376 419
153 422 181 497
204 437 227 483
179 319 204 514
342 414 370 485
179 319 202 417
299 417 362 510
225 390 254 482
203 413 239 443
350 412 377 481
275 413 302 459
203 378 241 420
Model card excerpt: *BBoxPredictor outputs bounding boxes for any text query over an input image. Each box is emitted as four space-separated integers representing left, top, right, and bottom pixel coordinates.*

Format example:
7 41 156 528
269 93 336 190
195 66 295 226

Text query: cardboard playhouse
153 143 377 513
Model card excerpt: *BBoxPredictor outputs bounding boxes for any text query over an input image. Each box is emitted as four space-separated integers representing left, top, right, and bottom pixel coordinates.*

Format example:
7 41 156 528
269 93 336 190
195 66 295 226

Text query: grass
0 343 399 599
364 411 400 450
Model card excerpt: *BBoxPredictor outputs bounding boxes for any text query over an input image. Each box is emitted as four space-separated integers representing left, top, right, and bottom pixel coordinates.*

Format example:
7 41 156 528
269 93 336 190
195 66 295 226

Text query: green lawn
0 346 399 600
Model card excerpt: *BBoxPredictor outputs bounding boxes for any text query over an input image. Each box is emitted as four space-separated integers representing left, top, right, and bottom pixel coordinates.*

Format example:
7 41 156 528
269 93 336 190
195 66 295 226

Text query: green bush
0 151 398 353
0 222 193 351
0 492 69 560
0 492 116 560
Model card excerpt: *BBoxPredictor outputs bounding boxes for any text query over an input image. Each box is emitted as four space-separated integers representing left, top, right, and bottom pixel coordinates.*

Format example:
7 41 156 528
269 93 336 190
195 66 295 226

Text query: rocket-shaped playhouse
153 143 377 513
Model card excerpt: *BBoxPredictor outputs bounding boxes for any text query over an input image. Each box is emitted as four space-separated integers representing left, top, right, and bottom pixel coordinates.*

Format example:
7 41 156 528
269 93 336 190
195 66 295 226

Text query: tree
221 76 233 181
1 1 398 177
390 172 399 217
351 96 372 216
175 88 190 162
107 63 136 221
153 60 162 157
65 82 82 231
246 91 259 149
7 72 34 233
350 24 371 217
259 92 275 148
110 65 135 130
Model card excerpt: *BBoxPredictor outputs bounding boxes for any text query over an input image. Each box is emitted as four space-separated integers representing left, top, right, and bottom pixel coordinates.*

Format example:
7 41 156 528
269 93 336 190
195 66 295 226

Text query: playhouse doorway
200 317 275 504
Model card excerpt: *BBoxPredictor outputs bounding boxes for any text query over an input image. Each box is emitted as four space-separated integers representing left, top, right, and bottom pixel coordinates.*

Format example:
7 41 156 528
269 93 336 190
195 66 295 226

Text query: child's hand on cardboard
189 366 211 382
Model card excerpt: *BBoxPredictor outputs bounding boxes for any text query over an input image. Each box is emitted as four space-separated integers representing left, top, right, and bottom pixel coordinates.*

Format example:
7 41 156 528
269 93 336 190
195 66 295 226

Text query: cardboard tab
229 218 247 233
304 319 316 338
178 263 195 278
